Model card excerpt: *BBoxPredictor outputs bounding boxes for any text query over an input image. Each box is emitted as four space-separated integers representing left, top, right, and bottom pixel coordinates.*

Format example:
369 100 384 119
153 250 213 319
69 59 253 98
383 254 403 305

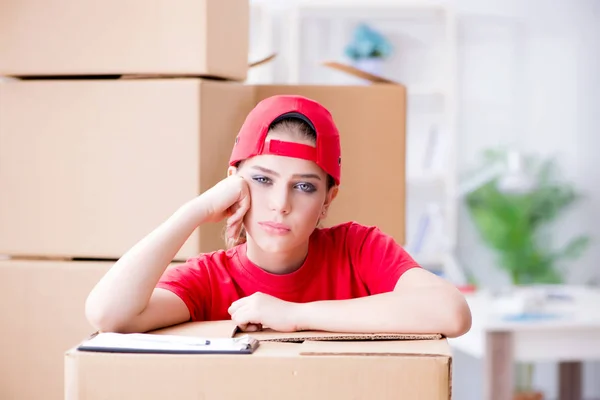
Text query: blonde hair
225 225 247 249
223 117 336 249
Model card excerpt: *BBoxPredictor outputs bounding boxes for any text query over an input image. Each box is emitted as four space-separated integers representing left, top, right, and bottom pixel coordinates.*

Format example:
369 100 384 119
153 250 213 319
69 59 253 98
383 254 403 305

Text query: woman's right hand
200 175 251 239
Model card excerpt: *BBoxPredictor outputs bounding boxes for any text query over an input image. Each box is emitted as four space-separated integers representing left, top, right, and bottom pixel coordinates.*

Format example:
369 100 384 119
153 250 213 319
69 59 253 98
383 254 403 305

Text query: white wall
454 0 600 288
250 0 600 398
250 0 600 286
452 1 600 398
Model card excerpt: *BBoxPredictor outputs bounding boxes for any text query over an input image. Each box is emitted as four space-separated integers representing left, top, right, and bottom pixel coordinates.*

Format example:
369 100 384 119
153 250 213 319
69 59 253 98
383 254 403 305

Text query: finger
228 203 247 227
226 203 239 222
231 307 261 329
241 323 262 332
229 189 251 226
225 209 243 233
239 193 251 215
227 298 246 315
236 323 260 332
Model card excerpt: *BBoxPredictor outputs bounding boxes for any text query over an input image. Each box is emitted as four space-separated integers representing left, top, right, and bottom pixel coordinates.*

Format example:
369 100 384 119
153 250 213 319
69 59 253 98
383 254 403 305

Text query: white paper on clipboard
77 332 259 354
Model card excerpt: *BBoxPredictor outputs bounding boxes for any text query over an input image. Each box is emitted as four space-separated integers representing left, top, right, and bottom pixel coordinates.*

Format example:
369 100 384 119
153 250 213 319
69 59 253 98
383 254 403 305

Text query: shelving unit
249 0 466 285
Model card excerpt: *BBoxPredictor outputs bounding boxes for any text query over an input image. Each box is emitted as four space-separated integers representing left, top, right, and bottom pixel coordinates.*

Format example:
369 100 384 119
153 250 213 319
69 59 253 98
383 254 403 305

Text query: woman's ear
327 186 339 204
227 166 237 177
321 186 339 219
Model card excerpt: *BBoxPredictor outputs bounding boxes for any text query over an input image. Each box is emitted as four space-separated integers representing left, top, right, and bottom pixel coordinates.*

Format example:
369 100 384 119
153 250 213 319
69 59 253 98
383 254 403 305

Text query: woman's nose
269 185 291 214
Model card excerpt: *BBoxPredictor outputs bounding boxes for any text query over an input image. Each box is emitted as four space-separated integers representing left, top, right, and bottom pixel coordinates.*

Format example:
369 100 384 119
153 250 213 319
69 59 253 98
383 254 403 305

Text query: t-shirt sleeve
155 258 212 321
347 222 421 294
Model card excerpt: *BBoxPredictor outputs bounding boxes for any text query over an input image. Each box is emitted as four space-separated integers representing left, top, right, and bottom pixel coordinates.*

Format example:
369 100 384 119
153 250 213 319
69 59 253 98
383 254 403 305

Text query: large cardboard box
255 80 407 244
0 71 407 259
0 78 256 260
0 259 112 400
0 0 249 81
65 320 452 399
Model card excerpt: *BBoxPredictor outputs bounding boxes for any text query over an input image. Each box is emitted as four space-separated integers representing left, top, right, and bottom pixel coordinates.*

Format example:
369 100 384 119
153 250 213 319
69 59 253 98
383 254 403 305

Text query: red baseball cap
229 95 341 185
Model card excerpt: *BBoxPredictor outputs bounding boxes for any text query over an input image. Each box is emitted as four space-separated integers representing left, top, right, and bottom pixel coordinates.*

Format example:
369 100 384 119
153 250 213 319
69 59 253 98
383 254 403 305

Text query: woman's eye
296 182 316 193
252 176 271 184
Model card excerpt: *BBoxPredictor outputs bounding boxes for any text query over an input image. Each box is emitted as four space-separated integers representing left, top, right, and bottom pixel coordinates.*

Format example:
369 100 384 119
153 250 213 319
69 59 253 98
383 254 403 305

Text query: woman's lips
258 221 291 235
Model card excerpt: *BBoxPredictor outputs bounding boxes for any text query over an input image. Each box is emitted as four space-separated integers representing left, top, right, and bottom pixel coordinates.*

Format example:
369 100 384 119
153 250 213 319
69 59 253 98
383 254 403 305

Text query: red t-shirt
156 221 420 321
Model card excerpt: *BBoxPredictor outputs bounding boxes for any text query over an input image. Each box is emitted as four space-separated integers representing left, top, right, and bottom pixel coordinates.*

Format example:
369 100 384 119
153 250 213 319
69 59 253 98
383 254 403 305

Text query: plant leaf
558 235 591 260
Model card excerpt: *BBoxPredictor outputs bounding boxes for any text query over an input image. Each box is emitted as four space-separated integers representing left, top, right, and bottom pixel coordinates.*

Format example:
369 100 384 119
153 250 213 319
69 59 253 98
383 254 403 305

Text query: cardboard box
0 66 407 259
0 78 256 259
255 76 407 244
0 0 249 81
0 259 112 400
65 320 452 399
0 258 184 400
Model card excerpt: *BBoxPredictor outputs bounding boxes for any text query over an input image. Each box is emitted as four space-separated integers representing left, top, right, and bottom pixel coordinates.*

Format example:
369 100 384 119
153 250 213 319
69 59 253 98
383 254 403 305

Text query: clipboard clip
233 335 259 351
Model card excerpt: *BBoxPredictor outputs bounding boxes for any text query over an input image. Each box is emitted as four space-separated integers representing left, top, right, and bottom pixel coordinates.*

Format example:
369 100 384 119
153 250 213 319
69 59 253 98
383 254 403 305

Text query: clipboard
77 332 259 355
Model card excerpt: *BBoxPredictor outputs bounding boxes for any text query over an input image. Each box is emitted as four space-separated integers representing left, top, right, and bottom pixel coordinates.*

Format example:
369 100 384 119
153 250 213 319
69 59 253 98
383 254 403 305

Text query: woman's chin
255 239 291 254
250 232 295 253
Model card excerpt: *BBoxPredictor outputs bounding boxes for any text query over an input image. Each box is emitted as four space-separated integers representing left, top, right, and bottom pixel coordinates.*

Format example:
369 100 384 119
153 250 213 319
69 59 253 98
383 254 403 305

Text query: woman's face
236 133 335 254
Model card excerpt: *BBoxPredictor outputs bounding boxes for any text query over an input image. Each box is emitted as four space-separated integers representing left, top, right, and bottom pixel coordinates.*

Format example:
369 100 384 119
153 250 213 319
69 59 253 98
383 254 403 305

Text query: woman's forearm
85 197 210 330
295 286 471 338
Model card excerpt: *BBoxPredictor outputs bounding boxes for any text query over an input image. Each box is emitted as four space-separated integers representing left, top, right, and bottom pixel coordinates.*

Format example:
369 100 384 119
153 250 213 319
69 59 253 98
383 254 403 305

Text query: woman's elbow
85 297 129 333
443 296 472 338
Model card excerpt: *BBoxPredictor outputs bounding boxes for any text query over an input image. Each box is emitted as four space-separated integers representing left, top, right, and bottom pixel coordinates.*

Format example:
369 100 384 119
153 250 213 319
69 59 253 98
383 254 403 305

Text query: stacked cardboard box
0 1 251 399
0 1 451 399
0 79 408 260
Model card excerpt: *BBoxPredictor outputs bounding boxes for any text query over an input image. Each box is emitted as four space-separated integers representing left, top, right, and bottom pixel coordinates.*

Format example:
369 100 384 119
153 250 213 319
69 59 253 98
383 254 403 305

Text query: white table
448 286 600 400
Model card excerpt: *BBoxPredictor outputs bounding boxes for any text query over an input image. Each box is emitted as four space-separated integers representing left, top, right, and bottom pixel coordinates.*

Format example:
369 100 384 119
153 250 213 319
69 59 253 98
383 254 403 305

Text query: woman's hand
199 175 251 240
228 292 302 333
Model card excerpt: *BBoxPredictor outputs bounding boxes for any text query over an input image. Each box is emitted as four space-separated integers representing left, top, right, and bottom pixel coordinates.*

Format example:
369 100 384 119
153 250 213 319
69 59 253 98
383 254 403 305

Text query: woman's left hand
228 292 302 333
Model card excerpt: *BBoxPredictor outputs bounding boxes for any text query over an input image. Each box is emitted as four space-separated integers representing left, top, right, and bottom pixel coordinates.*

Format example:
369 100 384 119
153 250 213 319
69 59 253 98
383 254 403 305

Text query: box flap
249 53 277 68
245 54 399 85
322 61 401 85
142 320 442 344
298 339 451 357
238 328 442 342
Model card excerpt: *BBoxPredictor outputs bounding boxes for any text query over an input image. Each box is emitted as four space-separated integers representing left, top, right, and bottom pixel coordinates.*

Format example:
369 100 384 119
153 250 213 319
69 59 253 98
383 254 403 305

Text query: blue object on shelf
344 23 393 61
501 312 563 322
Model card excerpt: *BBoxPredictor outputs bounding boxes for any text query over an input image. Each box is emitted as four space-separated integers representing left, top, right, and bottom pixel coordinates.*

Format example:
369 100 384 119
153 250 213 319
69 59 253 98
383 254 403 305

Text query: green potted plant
465 149 590 285
465 149 591 399
344 23 393 76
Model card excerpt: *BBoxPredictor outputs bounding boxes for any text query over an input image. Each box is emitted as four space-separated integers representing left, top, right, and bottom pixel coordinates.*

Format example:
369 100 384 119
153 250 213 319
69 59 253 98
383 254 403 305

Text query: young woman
85 95 472 337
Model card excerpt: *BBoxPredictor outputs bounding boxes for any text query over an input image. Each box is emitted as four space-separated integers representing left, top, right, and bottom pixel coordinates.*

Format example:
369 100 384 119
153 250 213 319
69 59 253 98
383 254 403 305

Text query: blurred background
246 0 599 399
